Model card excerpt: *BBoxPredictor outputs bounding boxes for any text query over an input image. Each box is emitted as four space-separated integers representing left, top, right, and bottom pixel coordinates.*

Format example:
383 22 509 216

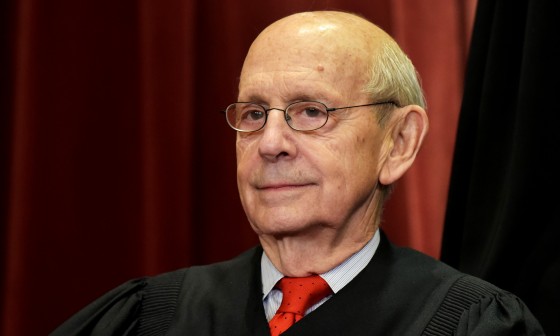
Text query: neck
259 224 377 277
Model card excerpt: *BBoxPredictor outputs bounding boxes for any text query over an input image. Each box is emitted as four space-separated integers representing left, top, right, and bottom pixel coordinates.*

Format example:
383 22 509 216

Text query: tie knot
275 275 332 315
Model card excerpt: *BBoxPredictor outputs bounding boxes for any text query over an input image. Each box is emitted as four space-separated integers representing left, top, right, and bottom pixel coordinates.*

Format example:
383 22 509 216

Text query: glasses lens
286 101 329 131
226 103 266 132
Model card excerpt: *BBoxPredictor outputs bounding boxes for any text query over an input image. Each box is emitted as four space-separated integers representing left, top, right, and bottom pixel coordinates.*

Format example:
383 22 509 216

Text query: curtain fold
1 1 474 335
382 0 474 258
441 0 560 334
136 0 196 274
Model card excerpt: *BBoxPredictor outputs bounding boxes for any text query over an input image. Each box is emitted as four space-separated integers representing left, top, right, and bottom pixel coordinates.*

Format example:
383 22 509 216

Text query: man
51 11 544 335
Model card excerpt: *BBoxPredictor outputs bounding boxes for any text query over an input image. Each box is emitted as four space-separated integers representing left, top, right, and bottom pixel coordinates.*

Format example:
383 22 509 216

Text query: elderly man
51 11 544 335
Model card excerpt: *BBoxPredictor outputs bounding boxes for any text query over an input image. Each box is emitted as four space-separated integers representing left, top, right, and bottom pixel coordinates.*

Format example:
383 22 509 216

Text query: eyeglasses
223 100 397 132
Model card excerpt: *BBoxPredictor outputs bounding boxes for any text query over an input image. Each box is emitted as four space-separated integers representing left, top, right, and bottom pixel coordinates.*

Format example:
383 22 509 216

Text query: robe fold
51 231 544 335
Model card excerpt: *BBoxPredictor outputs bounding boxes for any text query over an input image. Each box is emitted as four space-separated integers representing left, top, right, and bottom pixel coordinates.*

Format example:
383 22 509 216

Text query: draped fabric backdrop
0 1 476 335
441 0 560 334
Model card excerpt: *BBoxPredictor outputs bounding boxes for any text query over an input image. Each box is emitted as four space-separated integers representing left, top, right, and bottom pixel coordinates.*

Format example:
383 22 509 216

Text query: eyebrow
237 93 332 106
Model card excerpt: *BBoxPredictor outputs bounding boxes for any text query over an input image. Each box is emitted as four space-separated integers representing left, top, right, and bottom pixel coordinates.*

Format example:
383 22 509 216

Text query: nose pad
263 108 290 130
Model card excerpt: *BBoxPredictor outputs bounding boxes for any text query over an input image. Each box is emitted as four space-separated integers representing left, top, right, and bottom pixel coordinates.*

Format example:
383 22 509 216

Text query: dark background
4 0 557 335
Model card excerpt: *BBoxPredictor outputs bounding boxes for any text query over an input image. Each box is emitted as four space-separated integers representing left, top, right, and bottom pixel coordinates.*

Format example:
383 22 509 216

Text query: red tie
268 275 332 336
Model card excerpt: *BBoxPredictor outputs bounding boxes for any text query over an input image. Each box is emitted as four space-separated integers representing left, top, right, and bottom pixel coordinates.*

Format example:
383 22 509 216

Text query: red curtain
0 1 475 335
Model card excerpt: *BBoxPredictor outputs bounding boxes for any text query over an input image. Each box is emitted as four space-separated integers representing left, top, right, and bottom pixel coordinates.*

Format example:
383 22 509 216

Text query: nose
257 109 296 161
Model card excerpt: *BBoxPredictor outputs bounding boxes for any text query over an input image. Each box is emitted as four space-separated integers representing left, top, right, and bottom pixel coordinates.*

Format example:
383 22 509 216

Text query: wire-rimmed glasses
223 100 397 132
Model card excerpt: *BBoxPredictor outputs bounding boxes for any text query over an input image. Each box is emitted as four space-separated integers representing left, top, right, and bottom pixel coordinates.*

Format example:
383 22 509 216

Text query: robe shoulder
50 247 262 335
50 269 186 336
421 273 545 335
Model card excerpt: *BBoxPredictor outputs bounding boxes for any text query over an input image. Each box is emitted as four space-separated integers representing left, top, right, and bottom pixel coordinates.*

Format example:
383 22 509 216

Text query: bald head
241 12 386 96
252 11 390 54
240 11 425 111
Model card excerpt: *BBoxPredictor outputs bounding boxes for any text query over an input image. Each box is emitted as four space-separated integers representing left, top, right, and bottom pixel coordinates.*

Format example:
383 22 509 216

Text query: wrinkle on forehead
239 68 341 104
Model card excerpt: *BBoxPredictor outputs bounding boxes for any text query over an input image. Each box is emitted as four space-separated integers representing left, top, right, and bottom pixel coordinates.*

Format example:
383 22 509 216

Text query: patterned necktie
268 275 332 336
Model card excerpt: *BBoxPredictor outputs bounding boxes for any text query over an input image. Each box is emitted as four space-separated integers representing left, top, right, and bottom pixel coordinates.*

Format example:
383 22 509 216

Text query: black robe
50 232 545 335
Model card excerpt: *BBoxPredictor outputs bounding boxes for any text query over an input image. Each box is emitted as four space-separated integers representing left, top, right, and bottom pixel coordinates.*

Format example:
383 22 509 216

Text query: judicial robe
50 232 545 335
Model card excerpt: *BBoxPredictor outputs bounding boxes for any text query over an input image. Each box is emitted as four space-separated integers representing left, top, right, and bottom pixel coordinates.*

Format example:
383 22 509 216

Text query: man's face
236 22 388 239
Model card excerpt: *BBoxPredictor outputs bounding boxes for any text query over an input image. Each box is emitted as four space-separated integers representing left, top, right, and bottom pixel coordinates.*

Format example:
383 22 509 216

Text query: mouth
256 183 314 191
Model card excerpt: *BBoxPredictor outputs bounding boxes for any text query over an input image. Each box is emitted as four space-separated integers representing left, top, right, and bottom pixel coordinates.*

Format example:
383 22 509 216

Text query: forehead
239 14 375 102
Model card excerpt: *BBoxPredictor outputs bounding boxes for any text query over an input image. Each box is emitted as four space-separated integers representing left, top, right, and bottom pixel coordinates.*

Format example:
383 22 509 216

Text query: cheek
322 133 383 188
355 134 382 165
236 137 255 169
235 139 254 191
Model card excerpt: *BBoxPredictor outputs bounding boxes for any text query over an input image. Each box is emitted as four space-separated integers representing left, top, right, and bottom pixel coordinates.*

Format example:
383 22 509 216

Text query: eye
289 102 328 119
285 101 329 131
302 106 323 118
239 105 265 121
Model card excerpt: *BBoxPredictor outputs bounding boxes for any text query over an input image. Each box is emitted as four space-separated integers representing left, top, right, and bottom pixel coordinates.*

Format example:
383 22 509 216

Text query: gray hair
364 38 426 126
363 37 426 206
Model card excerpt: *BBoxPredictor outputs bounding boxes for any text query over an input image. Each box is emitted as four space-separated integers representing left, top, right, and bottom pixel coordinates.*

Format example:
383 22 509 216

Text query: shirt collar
261 229 380 298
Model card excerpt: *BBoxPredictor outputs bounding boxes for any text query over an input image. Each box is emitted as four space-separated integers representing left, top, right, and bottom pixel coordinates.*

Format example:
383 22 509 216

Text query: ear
378 105 429 185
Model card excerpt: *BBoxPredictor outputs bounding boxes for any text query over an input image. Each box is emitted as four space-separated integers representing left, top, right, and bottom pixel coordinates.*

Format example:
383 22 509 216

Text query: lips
257 183 312 190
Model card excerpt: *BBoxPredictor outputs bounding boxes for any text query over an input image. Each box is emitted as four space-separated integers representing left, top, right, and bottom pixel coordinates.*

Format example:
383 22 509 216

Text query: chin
250 217 310 236
251 215 333 238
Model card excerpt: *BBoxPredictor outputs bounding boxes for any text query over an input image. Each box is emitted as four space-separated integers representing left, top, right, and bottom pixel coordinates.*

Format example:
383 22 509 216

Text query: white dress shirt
261 230 380 321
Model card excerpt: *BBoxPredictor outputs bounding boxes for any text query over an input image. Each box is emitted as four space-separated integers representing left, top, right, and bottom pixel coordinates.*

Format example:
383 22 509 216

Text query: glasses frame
223 100 399 132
